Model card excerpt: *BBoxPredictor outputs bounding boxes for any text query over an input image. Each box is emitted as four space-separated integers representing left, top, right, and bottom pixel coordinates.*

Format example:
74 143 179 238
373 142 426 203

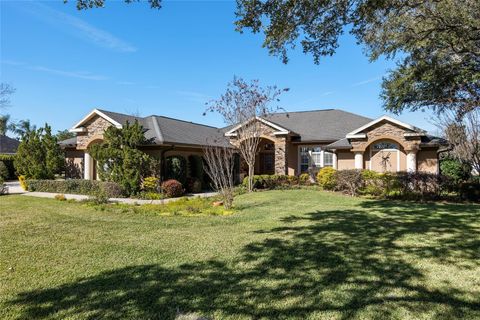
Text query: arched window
373 141 398 150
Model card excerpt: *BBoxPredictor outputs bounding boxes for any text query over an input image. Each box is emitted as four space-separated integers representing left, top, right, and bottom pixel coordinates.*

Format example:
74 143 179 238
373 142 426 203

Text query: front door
260 153 275 174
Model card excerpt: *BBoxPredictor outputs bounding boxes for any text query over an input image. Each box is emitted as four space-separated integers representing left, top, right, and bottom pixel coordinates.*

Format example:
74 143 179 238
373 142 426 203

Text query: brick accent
228 120 289 175
350 121 421 152
76 115 113 150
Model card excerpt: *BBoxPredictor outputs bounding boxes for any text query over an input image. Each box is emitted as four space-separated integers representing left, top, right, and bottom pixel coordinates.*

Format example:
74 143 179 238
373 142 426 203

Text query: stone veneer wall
350 121 421 152
76 115 113 150
228 121 289 175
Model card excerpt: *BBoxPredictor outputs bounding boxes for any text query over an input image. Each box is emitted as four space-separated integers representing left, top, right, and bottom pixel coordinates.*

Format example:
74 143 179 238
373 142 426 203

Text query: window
299 146 323 173
373 142 398 150
324 151 333 166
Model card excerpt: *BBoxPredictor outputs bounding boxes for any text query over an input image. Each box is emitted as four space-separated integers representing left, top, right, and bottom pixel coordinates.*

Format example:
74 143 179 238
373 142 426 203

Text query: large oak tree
69 0 479 118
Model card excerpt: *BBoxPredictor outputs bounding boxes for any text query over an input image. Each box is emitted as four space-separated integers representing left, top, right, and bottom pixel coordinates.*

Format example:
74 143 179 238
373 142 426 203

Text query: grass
1 190 479 319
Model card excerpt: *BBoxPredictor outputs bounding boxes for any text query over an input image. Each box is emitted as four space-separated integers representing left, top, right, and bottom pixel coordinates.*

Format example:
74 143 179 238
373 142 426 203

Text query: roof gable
346 115 424 138
70 109 123 132
225 116 290 137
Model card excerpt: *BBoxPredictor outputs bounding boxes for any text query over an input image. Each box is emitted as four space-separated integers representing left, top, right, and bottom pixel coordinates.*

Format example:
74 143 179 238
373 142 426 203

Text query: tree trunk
248 163 254 192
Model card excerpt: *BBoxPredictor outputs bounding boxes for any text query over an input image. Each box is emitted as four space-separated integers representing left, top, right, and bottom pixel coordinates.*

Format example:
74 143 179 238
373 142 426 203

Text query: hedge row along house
61 108 446 181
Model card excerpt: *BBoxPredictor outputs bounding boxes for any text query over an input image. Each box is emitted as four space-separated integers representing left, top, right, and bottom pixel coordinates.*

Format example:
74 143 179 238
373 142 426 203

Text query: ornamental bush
186 177 202 193
0 154 16 179
242 174 300 190
335 169 363 196
161 179 184 198
316 167 337 190
440 158 471 185
299 173 312 185
0 161 8 180
26 179 124 198
142 176 160 193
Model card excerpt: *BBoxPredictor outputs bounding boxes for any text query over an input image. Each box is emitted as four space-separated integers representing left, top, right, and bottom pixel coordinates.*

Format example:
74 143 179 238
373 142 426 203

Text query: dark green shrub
0 161 8 180
393 172 449 200
161 179 184 198
317 167 337 190
335 170 363 196
440 158 471 185
26 180 124 198
458 182 480 202
242 174 300 190
165 155 187 185
0 154 16 179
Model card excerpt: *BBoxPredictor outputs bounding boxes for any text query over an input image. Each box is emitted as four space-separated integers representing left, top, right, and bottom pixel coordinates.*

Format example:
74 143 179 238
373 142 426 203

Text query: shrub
0 161 8 180
458 182 480 202
0 154 16 179
186 177 202 193
54 194 66 201
360 170 383 196
242 174 300 190
26 180 124 198
440 158 471 185
161 179 184 198
335 169 363 196
317 167 337 190
393 172 449 200
299 173 312 185
0 176 7 195
165 156 187 185
142 176 160 193
18 175 28 191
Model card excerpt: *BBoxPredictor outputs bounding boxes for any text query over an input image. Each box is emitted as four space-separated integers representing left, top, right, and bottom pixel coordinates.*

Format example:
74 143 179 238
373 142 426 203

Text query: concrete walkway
4 181 25 194
20 190 218 205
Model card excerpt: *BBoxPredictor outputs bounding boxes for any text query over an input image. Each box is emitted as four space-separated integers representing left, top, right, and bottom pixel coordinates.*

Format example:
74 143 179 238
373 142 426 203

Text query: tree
0 115 10 135
72 0 479 118
235 0 480 118
88 120 153 196
10 119 36 139
0 83 15 109
56 129 76 142
205 77 287 192
67 0 161 10
15 124 64 179
436 109 480 174
203 144 235 209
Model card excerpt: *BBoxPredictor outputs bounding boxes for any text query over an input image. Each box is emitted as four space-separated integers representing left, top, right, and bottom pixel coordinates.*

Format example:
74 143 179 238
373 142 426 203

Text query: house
62 108 445 180
0 135 20 155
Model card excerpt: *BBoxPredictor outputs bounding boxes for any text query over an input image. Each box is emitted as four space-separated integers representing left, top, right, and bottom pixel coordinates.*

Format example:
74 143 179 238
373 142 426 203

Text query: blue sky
1 0 436 134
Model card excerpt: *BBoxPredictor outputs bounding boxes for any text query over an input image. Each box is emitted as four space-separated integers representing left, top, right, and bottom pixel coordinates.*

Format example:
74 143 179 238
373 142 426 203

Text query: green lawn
1 190 479 319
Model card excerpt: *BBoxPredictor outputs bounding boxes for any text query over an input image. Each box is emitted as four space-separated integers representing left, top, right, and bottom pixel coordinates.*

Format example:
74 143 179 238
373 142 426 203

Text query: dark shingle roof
265 109 372 141
324 138 352 150
95 109 228 147
58 137 78 147
0 135 20 154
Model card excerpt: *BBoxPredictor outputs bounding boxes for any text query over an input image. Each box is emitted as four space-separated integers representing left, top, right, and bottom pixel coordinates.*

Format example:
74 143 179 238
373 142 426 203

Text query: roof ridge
152 115 220 129
272 108 335 115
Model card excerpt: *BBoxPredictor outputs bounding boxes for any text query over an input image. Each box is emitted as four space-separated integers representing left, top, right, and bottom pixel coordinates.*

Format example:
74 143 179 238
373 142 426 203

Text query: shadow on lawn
8 201 480 319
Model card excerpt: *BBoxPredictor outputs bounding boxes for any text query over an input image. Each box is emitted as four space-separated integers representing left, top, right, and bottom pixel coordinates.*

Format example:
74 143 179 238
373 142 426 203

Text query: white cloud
2 60 108 81
351 76 382 87
23 2 137 52
176 90 212 103
31 65 108 81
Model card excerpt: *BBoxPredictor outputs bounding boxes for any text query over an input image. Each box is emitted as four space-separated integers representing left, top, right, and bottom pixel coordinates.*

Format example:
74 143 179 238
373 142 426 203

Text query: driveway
5 181 25 194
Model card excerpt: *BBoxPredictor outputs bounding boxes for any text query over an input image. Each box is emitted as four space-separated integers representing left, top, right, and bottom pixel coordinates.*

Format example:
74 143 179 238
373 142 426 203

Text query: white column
84 152 91 180
354 151 364 169
332 151 338 169
320 150 325 168
406 151 417 172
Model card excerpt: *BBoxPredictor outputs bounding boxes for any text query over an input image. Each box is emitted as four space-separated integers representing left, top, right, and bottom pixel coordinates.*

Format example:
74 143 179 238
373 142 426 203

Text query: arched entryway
84 139 102 180
368 140 402 172
255 138 275 175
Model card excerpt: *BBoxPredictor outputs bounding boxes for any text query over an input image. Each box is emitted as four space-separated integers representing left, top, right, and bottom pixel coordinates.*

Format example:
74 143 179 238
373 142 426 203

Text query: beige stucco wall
287 143 298 176
65 149 84 179
337 150 355 170
417 148 438 173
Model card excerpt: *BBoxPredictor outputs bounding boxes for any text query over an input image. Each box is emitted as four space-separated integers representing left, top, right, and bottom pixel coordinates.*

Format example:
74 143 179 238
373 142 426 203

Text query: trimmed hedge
242 175 300 190
161 179 184 198
0 154 16 180
26 180 125 198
